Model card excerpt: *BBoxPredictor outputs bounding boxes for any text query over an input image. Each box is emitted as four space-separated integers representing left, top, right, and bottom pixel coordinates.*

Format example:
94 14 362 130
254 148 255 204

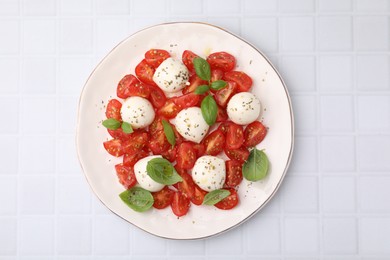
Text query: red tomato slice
216 105 228 122
117 74 139 99
148 116 166 136
174 168 195 199
171 191 190 217
161 145 177 162
182 74 208 94
122 132 149 155
192 143 206 158
214 81 237 108
135 59 156 86
123 149 149 167
105 99 122 121
223 71 253 92
148 130 170 154
103 139 124 157
107 128 133 141
148 84 167 109
207 52 236 72
128 81 150 98
182 50 199 72
115 163 137 189
172 124 183 145
157 99 180 119
217 121 233 134
145 49 170 68
225 123 244 150
225 146 250 163
176 142 196 170
152 186 174 209
202 129 225 156
173 92 200 109
244 121 268 148
191 184 208 205
215 188 239 210
211 69 224 82
225 160 243 188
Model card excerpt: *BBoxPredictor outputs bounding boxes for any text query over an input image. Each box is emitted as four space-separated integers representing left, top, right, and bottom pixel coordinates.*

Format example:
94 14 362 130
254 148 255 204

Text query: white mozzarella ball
120 96 155 129
175 107 209 143
192 156 226 192
153 57 189 93
227 92 261 125
133 155 165 192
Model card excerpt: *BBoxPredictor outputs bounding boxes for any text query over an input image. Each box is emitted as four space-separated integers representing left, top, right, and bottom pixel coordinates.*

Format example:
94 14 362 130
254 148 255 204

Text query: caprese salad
102 49 269 217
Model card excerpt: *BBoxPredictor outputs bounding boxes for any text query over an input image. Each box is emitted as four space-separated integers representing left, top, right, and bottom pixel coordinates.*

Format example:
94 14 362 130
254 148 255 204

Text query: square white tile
284 217 319 254
207 17 241 35
57 136 82 174
58 96 78 134
96 0 129 14
0 58 19 94
96 19 128 55
170 0 202 14
320 136 356 172
23 19 56 54
60 19 93 54
0 0 19 15
354 16 389 51
319 55 353 91
280 17 315 51
206 227 242 255
320 95 354 132
357 96 390 132
288 136 318 173
0 217 17 255
317 16 352 51
356 0 389 12
168 239 204 255
244 0 278 13
0 20 19 54
0 97 19 134
205 0 240 14
59 0 92 14
22 0 55 15
19 136 55 174
358 175 390 212
323 218 357 254
318 0 352 12
322 176 356 213
132 228 167 255
357 55 389 91
282 176 318 213
244 216 280 254
0 136 18 174
57 175 91 214
20 97 56 134
57 216 91 255
0 176 17 214
59 57 92 95
360 218 390 254
280 56 316 92
280 0 315 13
21 58 56 94
291 95 317 133
132 0 167 14
242 18 278 53
357 136 390 171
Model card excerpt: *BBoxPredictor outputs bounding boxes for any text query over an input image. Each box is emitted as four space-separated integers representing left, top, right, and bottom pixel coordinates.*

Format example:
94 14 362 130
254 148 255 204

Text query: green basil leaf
210 80 227 90
162 119 176 146
203 189 230 205
242 149 269 181
194 85 210 95
201 95 218 126
119 187 154 212
147 158 182 185
193 57 211 81
102 118 121 130
121 121 133 134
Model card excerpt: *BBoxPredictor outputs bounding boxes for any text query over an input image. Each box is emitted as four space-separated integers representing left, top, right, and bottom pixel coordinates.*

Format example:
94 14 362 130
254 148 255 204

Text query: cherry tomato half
115 163 137 189
182 50 199 72
157 99 180 119
135 59 156 86
223 71 253 92
207 52 236 72
176 142 196 170
105 99 122 121
224 146 250 163
225 123 244 150
215 188 239 210
202 130 225 156
214 81 237 108
145 49 170 68
171 191 190 217
103 139 124 157
117 74 139 99
244 121 267 148
225 160 243 188
152 186 174 209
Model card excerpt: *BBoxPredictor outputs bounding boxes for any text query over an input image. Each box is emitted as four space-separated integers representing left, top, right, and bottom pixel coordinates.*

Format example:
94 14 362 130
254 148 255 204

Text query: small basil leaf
146 158 183 185
119 187 154 212
193 57 211 81
201 95 218 126
210 80 227 90
194 85 210 95
203 189 230 205
121 121 134 134
242 149 269 181
162 119 176 146
102 118 121 130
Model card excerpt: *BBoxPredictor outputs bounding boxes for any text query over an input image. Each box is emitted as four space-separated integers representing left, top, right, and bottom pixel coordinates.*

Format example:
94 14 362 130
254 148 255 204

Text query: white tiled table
0 0 389 259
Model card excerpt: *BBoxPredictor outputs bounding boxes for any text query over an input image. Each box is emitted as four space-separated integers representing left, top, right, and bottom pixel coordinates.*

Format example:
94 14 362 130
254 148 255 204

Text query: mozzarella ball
227 92 261 125
120 96 155 129
153 57 189 93
133 155 165 192
192 156 226 192
175 107 209 143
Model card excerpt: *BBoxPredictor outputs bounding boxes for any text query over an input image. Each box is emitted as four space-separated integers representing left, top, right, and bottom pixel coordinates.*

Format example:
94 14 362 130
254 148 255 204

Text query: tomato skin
182 74 208 94
182 50 199 72
161 145 177 162
145 49 170 68
215 188 239 210
223 71 253 92
174 93 200 109
207 52 236 72
217 121 233 134
214 81 237 108
192 143 206 158
117 74 139 99
105 99 122 121
211 69 224 82
225 123 244 150
171 191 190 217
123 149 149 167
148 130 170 155
129 81 150 98
103 139 124 157
191 184 208 205
122 132 149 155
135 59 156 86
244 121 267 148
157 99 180 119
174 168 195 200
176 142 196 170
225 160 243 188
225 146 250 163
115 163 137 189
216 105 228 122
148 84 167 109
152 186 174 209
107 128 133 141
202 130 226 156
148 116 166 136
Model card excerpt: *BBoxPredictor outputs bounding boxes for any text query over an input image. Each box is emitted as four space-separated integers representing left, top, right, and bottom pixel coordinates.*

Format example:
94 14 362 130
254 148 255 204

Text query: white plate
76 22 294 240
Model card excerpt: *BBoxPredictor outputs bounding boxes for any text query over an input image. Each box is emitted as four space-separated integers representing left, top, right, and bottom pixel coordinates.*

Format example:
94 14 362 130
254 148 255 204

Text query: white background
0 0 389 259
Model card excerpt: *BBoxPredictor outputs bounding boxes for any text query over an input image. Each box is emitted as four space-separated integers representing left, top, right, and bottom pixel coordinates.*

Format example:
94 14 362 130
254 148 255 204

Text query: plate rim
76 21 295 240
